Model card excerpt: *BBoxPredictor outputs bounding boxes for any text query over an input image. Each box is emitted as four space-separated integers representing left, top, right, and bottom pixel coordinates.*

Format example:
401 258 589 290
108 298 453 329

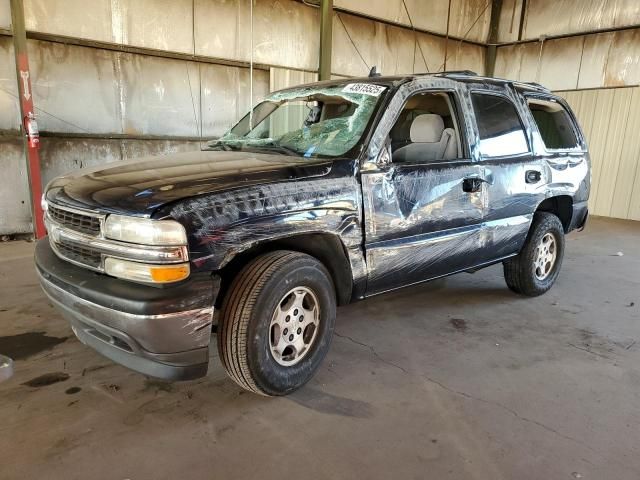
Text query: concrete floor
0 217 639 480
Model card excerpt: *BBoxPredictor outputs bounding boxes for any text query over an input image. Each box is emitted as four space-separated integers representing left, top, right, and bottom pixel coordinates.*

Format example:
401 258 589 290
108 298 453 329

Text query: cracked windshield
210 83 387 158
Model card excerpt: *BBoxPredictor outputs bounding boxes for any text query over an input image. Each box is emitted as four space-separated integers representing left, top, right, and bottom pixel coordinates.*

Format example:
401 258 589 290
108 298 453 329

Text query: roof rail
436 70 478 76
522 81 551 92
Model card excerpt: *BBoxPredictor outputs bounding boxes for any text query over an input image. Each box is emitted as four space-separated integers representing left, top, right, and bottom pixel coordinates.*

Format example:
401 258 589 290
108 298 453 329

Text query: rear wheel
503 212 565 296
217 250 336 396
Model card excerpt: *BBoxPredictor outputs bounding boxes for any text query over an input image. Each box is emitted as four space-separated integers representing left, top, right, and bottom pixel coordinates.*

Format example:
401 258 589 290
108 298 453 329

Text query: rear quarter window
527 98 579 150
471 93 529 157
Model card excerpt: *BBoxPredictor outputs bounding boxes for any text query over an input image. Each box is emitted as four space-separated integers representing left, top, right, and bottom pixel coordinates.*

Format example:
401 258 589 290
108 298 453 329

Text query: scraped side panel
165 173 363 274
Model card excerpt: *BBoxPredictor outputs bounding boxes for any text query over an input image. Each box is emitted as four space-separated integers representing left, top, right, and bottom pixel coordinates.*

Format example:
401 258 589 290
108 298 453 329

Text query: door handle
525 170 542 184
462 176 487 193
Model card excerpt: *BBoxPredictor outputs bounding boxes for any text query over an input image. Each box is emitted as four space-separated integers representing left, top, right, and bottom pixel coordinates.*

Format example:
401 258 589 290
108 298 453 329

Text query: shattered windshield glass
209 83 387 158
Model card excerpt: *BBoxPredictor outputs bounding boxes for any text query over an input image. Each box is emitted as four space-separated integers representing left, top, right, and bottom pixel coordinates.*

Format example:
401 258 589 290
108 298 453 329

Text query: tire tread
218 250 313 395
503 212 564 297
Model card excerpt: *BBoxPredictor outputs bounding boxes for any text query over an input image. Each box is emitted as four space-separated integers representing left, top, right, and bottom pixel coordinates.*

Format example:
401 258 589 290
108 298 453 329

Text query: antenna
368 66 381 77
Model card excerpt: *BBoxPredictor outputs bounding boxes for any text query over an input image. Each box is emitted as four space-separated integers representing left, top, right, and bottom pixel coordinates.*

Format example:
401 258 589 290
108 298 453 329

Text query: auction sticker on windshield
342 83 387 96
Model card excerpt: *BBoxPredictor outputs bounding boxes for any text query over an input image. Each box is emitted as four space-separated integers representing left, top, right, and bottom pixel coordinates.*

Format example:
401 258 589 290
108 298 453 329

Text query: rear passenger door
468 89 541 263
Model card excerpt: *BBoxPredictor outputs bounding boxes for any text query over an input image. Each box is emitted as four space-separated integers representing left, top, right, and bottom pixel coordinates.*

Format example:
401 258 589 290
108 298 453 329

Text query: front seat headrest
410 114 445 143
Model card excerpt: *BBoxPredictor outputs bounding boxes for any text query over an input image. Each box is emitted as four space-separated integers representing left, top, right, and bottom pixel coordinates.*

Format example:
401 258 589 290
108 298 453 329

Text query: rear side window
471 93 529 157
527 99 579 150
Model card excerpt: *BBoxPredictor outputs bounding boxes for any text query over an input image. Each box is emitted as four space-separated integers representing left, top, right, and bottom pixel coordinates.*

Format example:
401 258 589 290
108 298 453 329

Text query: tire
217 250 336 396
503 212 565 297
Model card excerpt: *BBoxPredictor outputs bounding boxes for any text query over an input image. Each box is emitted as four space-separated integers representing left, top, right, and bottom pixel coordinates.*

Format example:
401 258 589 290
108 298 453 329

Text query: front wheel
503 212 565 296
217 250 336 396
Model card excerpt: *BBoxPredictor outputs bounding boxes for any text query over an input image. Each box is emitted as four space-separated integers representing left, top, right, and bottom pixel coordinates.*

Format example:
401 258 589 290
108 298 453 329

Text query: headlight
104 258 190 284
104 215 187 245
41 194 48 212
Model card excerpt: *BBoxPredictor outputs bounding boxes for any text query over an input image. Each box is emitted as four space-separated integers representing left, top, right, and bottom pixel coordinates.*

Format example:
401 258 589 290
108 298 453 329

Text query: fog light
104 257 190 284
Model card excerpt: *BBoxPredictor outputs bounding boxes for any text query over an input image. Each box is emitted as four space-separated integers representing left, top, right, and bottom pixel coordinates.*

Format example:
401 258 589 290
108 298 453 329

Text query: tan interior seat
393 114 457 162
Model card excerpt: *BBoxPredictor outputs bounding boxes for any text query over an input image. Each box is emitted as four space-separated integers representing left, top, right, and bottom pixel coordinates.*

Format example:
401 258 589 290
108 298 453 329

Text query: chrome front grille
48 204 101 235
44 203 189 273
55 242 102 269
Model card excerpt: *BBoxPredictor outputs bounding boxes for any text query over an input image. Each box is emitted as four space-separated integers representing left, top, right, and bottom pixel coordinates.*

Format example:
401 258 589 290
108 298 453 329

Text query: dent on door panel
363 167 484 241
362 165 485 293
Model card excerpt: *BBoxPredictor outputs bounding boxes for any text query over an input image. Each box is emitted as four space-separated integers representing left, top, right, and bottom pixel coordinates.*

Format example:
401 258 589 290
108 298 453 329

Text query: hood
45 150 336 216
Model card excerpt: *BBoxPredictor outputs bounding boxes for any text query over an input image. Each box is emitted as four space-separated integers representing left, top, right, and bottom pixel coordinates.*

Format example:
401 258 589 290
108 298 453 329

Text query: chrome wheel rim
269 287 320 367
534 232 557 280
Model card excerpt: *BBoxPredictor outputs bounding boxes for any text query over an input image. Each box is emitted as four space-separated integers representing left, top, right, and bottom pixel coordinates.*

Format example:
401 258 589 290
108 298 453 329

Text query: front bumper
35 238 218 381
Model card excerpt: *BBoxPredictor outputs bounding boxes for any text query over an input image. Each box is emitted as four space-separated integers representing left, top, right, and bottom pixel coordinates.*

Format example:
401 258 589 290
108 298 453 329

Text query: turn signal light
104 257 190 284
149 265 190 283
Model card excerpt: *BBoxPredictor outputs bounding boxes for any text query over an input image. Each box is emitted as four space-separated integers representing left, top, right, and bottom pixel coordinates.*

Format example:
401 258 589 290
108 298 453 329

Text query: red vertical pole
10 0 45 238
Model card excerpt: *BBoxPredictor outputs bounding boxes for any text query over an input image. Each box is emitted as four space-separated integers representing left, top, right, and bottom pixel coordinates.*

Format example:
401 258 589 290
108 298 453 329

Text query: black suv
36 72 590 395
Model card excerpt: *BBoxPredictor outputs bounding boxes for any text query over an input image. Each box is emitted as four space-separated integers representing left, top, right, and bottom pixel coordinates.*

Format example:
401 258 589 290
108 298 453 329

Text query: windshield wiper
250 142 301 157
208 140 235 151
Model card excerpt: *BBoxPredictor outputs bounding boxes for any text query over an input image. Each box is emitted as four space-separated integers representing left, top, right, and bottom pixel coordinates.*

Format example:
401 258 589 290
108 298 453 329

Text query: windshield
209 83 387 158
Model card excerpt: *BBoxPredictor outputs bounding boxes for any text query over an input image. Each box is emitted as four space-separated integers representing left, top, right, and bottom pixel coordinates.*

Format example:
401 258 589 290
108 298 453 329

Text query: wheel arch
535 195 573 233
215 232 354 310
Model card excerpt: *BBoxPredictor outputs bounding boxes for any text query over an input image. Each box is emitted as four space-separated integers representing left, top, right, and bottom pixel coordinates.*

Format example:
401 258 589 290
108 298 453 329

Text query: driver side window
390 91 463 164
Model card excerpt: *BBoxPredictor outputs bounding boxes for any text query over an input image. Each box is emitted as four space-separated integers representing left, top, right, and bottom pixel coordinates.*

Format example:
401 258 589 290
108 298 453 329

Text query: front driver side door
362 81 486 296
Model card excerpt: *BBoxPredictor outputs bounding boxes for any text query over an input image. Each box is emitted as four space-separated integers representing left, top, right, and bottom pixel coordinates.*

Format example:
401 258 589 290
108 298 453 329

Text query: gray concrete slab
0 217 638 479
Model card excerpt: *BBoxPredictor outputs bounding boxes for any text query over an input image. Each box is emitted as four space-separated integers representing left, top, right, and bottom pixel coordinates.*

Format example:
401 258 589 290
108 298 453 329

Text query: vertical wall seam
625 88 640 218
591 90 615 213
575 35 585 89
608 87 634 217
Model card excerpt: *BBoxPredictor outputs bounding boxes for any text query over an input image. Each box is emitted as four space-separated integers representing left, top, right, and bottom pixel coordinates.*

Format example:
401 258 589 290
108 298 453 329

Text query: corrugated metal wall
495 0 640 90
332 11 486 78
494 30 640 91
559 88 640 221
0 0 487 234
270 67 317 92
495 0 640 221
336 0 491 43
497 0 640 42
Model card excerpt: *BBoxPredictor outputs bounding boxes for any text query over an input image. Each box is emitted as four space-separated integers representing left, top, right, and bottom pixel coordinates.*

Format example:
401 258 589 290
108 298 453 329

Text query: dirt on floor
0 217 639 480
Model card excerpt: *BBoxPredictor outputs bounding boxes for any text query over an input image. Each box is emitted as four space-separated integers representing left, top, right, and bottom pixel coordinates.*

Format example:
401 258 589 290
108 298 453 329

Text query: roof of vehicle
275 71 552 95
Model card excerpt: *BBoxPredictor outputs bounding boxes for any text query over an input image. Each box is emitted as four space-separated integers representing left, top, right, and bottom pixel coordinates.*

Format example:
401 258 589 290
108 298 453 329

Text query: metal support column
318 0 333 81
10 0 45 238
485 0 503 77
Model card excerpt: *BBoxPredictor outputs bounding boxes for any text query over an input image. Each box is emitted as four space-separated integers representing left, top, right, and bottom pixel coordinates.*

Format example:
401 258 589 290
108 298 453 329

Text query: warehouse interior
1 1 639 478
